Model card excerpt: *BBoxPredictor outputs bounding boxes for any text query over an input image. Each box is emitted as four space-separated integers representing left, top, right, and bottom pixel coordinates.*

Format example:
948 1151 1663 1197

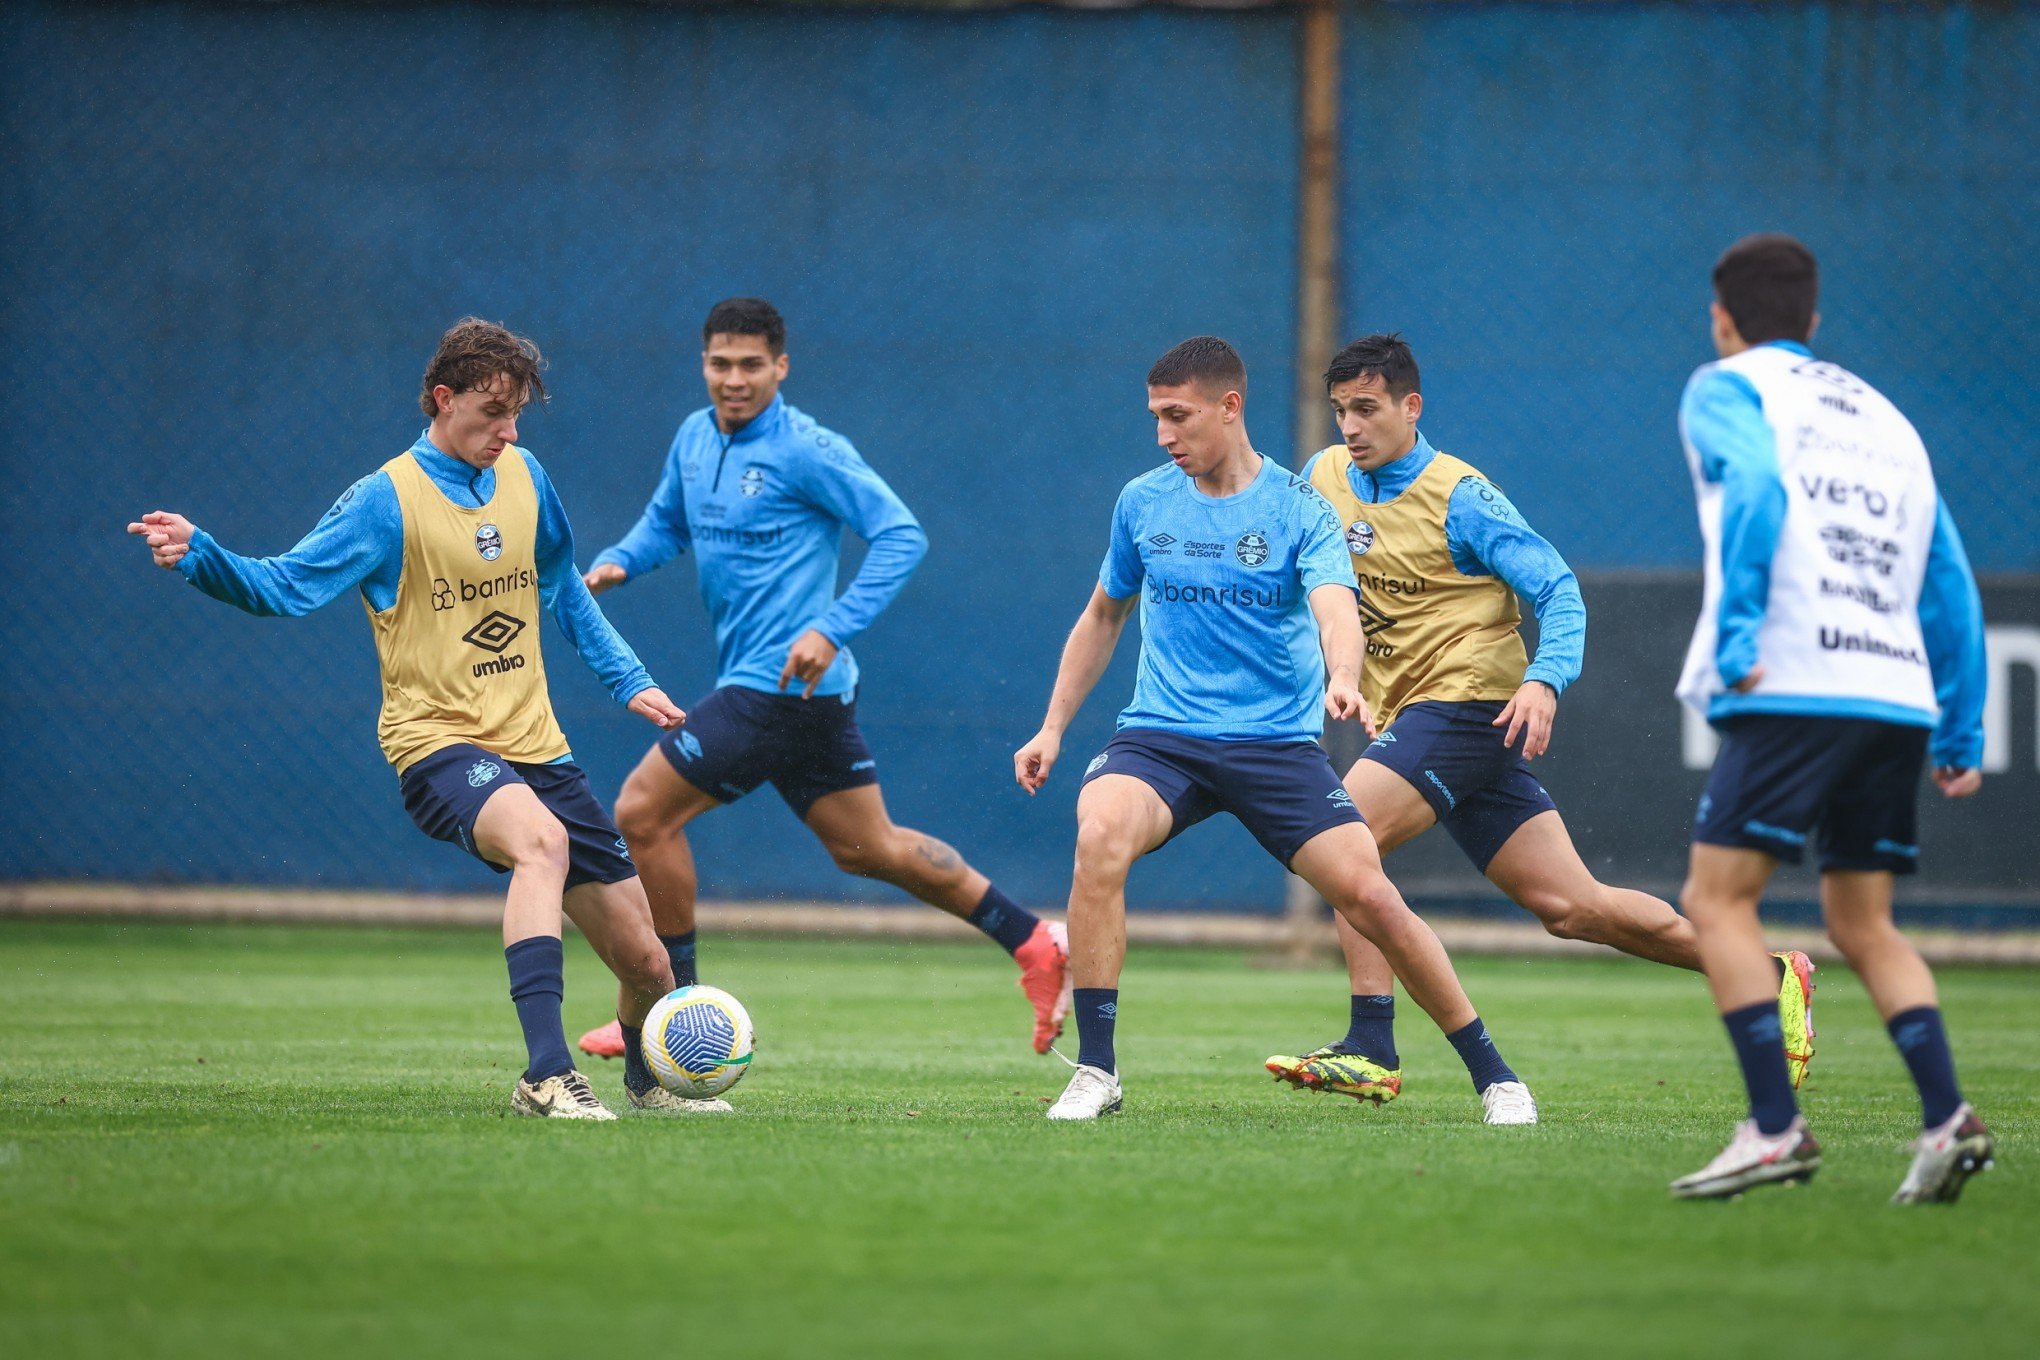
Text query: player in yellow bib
129 319 700 1121
1265 335 1813 1104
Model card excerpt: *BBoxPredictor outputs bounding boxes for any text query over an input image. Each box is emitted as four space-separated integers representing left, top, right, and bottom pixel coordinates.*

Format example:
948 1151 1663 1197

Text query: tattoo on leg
913 835 963 874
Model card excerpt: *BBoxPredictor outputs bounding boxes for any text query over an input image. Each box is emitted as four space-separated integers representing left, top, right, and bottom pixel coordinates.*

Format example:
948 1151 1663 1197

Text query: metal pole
1281 0 1343 964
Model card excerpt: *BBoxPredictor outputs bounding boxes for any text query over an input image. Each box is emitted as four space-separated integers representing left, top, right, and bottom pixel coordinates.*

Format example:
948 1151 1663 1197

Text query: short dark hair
419 318 545 418
1147 335 1247 399
1712 234 1818 345
703 297 787 354
1325 333 1419 398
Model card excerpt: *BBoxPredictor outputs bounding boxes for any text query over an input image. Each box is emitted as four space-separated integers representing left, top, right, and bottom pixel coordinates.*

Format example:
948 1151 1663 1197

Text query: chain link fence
3 1 2035 911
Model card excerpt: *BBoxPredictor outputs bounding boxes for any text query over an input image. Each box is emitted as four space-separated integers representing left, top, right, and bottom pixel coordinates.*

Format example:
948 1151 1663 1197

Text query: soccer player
1265 335 1814 1104
574 298 1069 1068
1014 336 1537 1123
128 318 698 1121
1667 235 1991 1202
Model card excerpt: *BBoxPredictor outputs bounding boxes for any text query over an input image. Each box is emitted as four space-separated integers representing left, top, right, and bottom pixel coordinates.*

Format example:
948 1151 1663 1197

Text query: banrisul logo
474 523 503 561
1235 532 1270 567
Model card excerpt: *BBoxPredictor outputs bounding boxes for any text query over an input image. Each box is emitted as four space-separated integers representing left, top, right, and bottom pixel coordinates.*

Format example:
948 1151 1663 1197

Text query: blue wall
1333 3 2040 572
3 3 2034 908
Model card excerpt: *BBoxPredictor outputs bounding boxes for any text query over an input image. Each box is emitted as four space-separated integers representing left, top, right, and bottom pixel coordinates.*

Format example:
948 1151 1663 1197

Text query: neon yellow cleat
1266 1047 1402 1104
1775 950 1816 1090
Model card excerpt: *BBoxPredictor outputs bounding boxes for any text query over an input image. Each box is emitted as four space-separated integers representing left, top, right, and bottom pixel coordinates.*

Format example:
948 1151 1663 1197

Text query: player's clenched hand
127 511 194 570
1933 766 1982 799
1494 680 1558 759
778 629 838 700
583 562 627 595
1014 729 1061 795
628 687 686 729
1728 664 1766 694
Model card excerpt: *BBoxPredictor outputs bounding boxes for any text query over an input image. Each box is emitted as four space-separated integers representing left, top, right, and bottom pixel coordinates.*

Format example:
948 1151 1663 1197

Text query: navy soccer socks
619 1022 655 1096
965 885 1043 955
1339 994 1399 1068
1073 987 1118 1072
1722 1000 1799 1135
1888 1006 1965 1128
1445 1017 1517 1094
505 935 573 1084
658 931 698 989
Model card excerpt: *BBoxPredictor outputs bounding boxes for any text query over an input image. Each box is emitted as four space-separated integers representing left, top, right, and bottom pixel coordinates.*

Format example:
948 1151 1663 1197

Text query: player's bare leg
474 785 613 1120
1290 821 1536 1122
566 875 729 1115
807 784 1071 1053
579 747 721 1059
1044 774 1172 1120
1485 812 1698 967
1819 869 1992 1202
613 743 722 937
1670 844 1822 1197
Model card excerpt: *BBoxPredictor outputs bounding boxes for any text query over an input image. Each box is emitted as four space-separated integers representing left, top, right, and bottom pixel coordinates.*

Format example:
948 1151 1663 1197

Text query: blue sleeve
1681 368 1787 687
1098 487 1143 600
1444 477 1585 694
1918 499 1987 768
593 429 692 578
796 437 929 646
177 472 401 615
523 451 656 705
1297 494 1354 597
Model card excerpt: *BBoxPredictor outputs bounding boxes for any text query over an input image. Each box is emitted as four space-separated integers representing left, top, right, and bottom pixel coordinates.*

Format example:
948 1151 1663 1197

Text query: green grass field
2 920 2033 1358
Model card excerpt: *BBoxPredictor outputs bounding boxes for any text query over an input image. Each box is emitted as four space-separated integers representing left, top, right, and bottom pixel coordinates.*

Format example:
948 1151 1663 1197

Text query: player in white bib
1667 235 1992 1204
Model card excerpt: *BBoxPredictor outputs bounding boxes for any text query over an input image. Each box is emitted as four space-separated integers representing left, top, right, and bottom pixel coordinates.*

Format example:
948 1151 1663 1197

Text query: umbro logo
1149 533 1176 548
462 611 526 654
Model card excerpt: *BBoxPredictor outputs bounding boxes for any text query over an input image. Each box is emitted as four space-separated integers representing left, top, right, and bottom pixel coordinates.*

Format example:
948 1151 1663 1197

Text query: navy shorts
1080 728 1363 866
1359 700 1557 872
400 743 637 890
1696 715 1928 874
660 685 878 819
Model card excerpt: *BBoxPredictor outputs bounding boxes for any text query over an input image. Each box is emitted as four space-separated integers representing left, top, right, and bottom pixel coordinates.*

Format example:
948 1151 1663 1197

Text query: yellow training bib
368 448 569 773
1307 445 1528 728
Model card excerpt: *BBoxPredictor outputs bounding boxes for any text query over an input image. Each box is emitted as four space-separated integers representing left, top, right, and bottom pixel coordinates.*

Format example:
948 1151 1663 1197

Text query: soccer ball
640 985 754 1098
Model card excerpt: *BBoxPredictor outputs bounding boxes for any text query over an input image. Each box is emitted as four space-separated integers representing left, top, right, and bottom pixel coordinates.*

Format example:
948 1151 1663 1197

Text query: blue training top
1101 455 1355 742
593 396 927 699
1301 431 1587 696
176 432 657 757
1680 341 1987 767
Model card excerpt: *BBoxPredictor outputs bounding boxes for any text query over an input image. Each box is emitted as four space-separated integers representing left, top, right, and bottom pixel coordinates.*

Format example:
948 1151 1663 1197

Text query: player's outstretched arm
1920 498 1987 799
526 451 674 717
127 473 398 617
1308 583 1374 737
1682 368 1786 692
589 429 695 592
1014 586 1135 795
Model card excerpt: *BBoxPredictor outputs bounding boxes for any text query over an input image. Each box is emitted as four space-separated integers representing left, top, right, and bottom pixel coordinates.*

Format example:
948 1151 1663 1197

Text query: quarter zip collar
410 429 496 509
1348 430 1436 505
716 394 788 446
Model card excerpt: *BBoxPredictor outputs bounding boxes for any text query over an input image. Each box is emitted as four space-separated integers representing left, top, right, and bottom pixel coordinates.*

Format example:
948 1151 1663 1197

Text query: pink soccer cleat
577 1018 627 1060
1014 920 1072 1054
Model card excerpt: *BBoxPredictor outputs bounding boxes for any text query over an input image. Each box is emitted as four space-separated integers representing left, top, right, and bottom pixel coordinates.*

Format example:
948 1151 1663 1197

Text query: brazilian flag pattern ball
642 985 754 1098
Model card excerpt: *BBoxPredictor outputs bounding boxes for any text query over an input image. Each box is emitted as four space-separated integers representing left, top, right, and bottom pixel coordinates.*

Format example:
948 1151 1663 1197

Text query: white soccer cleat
627 1084 735 1115
511 1070 617 1121
1670 1117 1821 1199
1480 1080 1539 1125
1046 1064 1123 1121
1892 1103 1994 1205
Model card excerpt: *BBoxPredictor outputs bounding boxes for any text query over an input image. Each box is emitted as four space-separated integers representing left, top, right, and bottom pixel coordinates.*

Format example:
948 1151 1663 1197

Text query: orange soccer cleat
577 1018 627 1061
1014 920 1072 1055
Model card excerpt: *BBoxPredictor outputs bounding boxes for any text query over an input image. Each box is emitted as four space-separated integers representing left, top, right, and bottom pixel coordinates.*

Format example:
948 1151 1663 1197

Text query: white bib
1678 346 1940 721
